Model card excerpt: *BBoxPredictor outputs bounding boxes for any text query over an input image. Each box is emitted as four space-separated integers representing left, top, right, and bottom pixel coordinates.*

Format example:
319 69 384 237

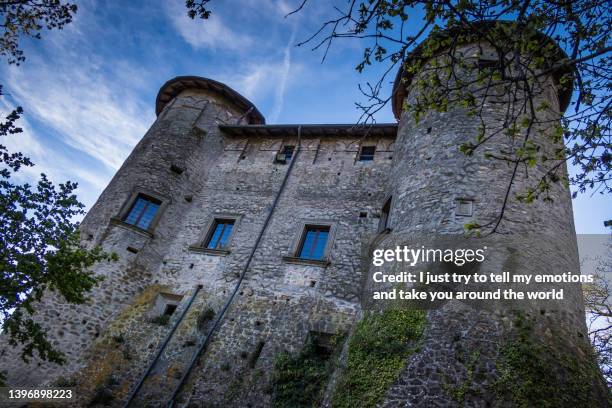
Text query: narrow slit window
205 219 235 249
298 225 330 260
123 194 161 230
249 341 265 368
477 57 500 72
379 197 392 232
477 52 501 71
359 146 376 161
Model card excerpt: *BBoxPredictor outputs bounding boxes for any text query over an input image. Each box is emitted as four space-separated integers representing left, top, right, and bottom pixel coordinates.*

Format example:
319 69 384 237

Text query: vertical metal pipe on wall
165 126 303 408
122 284 203 408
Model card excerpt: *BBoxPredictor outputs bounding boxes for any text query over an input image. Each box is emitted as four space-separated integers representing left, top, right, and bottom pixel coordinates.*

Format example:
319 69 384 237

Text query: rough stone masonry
1 24 609 408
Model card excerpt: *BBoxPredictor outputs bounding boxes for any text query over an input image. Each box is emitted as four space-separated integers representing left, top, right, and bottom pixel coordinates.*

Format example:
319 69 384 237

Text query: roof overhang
219 123 398 138
156 76 265 124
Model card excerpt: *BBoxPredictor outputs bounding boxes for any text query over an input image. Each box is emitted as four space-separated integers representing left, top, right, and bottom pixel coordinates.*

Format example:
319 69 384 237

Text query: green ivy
443 350 481 404
271 337 340 408
332 309 426 408
151 314 170 326
494 313 610 407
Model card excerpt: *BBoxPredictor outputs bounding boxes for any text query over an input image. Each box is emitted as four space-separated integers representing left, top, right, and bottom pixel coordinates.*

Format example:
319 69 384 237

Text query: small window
123 194 161 230
170 164 184 175
152 292 183 318
379 197 392 232
298 225 330 260
455 199 474 217
478 58 499 71
282 145 295 160
163 304 178 316
275 145 295 164
205 219 235 250
477 57 499 72
359 146 376 161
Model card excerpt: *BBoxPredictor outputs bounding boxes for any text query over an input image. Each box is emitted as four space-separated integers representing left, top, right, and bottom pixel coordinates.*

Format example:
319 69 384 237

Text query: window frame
151 292 183 318
284 221 336 265
358 145 376 162
191 213 242 255
123 195 162 230
454 198 474 217
296 225 331 260
204 218 237 250
114 190 169 235
274 144 296 164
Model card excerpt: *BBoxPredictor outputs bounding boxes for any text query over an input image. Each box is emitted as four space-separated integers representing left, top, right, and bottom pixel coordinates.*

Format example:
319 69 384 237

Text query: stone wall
1 37 607 408
1 82 398 407
369 41 607 407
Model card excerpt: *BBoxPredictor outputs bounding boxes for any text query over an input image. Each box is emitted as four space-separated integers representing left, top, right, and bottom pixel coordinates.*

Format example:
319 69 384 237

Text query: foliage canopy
0 1 114 369
191 0 611 232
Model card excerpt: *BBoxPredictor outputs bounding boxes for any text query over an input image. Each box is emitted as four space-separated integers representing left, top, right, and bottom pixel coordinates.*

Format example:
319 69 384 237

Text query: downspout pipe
166 126 303 407
123 284 203 408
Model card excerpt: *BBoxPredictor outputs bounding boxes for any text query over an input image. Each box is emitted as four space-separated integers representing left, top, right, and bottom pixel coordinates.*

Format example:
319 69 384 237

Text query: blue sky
0 0 609 233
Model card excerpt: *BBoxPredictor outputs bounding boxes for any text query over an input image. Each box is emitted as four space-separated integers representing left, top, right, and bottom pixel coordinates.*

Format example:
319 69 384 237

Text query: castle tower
2 75 395 406
363 22 609 406
2 77 264 386
80 76 265 243
2 25 608 408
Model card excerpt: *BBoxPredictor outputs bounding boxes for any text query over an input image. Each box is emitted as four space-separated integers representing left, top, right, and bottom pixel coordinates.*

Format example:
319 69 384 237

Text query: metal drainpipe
122 284 203 408
166 126 303 408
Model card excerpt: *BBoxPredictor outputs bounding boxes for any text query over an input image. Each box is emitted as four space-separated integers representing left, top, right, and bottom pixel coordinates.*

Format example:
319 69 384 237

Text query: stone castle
3 25 609 407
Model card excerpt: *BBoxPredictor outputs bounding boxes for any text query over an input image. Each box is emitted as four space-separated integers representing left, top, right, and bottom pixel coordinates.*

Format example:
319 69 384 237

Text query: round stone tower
81 76 264 245
364 23 610 406
75 77 265 370
4 77 264 387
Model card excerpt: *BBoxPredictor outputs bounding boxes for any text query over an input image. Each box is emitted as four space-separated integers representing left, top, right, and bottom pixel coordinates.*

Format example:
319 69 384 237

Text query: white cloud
0 0 156 211
277 0 296 17
165 0 253 51
269 26 296 123
0 98 111 210
215 53 302 124
236 67 268 100
5 59 152 171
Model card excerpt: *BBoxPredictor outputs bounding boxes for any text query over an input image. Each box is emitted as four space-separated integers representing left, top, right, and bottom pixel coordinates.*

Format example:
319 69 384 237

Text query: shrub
151 314 170 326
197 307 215 331
494 313 610 407
271 339 336 408
332 309 426 408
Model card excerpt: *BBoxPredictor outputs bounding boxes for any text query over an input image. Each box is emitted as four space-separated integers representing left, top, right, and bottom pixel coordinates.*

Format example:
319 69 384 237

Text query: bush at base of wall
332 308 427 408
